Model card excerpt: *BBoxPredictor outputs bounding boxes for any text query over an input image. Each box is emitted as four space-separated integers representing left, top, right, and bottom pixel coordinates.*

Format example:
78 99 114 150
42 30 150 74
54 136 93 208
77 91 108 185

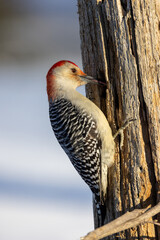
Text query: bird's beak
79 75 106 86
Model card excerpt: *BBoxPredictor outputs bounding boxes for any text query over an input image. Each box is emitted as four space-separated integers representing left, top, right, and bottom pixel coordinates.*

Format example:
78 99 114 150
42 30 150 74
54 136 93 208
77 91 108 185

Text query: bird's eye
71 68 77 73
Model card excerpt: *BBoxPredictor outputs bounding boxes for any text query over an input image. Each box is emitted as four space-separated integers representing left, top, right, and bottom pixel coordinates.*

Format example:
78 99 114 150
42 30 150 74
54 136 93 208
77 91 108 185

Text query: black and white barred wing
49 98 102 196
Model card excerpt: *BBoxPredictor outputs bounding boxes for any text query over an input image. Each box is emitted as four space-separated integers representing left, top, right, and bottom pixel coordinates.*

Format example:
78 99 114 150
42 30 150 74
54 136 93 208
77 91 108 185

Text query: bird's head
46 60 105 100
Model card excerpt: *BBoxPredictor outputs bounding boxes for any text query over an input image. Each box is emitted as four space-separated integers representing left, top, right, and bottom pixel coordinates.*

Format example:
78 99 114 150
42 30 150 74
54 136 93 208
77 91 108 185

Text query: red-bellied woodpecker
46 60 115 226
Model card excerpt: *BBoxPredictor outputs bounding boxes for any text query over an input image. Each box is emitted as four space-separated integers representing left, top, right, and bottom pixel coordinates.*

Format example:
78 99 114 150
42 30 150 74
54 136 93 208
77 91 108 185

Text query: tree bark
78 0 160 239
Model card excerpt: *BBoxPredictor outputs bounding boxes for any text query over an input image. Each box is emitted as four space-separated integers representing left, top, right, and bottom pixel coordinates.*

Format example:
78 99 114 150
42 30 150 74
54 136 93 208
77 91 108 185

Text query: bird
46 60 115 226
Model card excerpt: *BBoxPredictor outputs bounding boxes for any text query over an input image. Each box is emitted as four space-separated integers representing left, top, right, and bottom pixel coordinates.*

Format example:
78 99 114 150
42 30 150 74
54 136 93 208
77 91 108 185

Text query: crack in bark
98 2 120 128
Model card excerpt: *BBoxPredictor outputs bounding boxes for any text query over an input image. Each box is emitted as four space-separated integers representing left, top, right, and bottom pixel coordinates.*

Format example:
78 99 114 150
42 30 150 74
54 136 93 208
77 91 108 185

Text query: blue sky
0 1 94 239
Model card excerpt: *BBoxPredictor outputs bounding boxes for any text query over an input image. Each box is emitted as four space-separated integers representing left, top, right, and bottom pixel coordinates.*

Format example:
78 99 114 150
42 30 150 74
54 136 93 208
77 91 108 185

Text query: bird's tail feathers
93 193 106 228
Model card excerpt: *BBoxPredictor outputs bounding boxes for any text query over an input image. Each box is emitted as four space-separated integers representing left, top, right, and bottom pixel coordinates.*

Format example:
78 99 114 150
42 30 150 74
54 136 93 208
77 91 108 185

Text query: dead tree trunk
78 0 160 239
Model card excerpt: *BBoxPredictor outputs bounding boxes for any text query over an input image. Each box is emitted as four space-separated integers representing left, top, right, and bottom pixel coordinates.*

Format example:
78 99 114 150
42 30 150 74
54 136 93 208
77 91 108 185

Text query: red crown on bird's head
46 60 78 80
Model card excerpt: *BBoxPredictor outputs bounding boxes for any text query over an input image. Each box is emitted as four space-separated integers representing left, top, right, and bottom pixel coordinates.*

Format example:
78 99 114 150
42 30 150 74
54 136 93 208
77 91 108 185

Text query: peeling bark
78 0 160 239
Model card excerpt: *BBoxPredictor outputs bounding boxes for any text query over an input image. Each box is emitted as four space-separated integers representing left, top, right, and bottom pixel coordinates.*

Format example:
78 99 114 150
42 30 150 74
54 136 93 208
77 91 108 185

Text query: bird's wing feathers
49 98 103 198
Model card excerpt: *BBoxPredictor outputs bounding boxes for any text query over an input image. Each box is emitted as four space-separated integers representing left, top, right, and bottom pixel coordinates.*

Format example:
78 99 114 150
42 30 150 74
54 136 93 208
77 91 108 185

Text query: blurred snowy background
0 0 93 239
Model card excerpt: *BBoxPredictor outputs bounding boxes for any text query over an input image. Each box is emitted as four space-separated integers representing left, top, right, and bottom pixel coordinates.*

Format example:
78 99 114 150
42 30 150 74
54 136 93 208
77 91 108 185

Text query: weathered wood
78 0 160 239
